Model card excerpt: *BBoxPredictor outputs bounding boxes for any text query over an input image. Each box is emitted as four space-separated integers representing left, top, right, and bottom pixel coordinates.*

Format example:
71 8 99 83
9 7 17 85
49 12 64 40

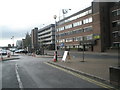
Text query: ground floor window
112 43 120 48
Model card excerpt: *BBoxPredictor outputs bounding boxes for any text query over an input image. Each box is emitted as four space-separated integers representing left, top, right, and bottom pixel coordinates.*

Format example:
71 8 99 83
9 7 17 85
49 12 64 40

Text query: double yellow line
44 62 116 89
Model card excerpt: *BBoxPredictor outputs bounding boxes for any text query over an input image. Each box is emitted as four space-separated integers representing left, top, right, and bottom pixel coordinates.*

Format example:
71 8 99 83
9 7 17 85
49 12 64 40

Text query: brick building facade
56 1 120 52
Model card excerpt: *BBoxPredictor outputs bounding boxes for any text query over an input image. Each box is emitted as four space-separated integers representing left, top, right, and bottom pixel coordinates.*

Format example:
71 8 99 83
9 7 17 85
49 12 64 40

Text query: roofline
38 24 55 32
58 6 92 23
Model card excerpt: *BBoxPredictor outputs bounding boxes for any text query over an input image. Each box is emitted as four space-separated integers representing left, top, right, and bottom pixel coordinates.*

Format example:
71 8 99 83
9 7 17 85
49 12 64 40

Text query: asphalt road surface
45 50 118 60
1 55 114 89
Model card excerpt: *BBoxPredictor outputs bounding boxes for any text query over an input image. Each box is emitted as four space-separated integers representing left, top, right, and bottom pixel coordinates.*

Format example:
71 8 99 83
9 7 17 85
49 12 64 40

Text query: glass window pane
118 9 120 15
112 10 117 17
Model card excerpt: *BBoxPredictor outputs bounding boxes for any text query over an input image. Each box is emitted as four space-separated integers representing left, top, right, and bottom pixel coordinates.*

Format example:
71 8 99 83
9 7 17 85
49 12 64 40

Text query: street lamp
80 36 85 62
11 36 14 55
11 36 14 48
54 15 57 62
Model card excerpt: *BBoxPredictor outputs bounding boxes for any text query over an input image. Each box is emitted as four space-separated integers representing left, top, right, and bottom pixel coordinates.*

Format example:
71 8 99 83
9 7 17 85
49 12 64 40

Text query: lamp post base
53 51 57 62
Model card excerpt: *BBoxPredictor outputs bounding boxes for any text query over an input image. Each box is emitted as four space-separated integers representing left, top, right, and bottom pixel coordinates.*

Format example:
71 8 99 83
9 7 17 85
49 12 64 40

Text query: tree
24 32 31 52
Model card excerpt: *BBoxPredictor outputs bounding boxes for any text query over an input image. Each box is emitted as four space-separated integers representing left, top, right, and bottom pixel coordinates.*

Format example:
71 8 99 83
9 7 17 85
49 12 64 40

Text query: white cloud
0 0 93 46
0 0 92 29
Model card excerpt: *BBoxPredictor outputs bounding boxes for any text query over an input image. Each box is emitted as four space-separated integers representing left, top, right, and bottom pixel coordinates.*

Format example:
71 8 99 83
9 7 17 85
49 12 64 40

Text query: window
86 35 93 40
59 39 65 43
118 21 120 25
76 37 79 41
88 9 92 14
73 22 79 27
73 21 82 27
77 37 83 41
66 38 73 42
112 10 117 17
84 26 93 32
112 22 117 27
112 9 120 16
112 20 120 27
89 17 93 22
71 28 83 34
118 9 120 15
113 43 120 48
58 9 92 25
58 27 64 31
83 17 93 24
73 36 83 41
65 24 72 29
78 28 83 33
112 31 119 38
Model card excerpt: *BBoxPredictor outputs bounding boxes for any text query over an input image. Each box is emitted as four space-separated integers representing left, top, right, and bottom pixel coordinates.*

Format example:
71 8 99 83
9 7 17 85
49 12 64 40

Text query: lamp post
81 36 85 62
11 36 14 55
54 15 57 62
11 36 14 48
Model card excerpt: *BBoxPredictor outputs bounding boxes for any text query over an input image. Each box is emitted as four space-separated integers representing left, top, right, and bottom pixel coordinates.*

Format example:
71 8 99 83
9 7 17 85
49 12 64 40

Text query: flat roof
58 6 92 23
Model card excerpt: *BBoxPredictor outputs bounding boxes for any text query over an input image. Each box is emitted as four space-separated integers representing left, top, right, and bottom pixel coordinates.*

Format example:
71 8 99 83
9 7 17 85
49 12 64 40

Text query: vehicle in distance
0 49 7 55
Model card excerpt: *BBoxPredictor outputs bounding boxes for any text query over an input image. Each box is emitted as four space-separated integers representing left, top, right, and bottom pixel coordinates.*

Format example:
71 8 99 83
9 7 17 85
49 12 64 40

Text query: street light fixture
11 36 14 55
11 36 14 48
54 15 57 62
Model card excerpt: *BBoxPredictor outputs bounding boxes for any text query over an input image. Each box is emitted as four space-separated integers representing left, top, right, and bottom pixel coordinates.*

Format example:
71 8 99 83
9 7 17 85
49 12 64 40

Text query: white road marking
15 63 23 89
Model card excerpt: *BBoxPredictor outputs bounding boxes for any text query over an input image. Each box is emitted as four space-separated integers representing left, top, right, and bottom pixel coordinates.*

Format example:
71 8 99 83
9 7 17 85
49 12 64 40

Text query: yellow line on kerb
44 62 115 89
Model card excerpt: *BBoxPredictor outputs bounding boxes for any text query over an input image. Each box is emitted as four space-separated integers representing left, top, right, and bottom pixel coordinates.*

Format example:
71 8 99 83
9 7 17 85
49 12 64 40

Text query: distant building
38 24 55 50
22 39 25 49
31 27 38 51
56 1 120 52
16 40 22 49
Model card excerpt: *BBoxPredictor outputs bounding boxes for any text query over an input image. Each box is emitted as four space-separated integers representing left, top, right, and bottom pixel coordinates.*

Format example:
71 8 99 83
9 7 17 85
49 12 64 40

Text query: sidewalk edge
2 58 20 61
47 61 110 84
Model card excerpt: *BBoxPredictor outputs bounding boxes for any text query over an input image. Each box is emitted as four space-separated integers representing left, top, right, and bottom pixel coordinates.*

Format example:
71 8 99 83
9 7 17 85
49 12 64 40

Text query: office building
31 27 38 51
38 24 55 50
56 1 120 52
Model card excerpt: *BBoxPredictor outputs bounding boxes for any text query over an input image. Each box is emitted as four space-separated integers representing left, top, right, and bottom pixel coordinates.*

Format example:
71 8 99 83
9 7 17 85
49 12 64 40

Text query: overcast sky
1 0 119 47
0 0 94 46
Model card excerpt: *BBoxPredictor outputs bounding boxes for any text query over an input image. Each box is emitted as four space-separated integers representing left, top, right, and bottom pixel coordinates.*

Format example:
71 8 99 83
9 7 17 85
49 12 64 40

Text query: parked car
0 50 7 55
15 49 28 54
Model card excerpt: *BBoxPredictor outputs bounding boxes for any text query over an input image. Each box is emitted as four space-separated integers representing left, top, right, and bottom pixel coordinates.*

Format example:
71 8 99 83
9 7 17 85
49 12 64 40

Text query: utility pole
11 36 14 55
54 15 57 62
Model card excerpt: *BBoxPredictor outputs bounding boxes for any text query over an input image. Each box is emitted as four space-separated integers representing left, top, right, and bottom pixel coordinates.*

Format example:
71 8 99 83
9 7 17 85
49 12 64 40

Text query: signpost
62 51 71 62
62 51 68 61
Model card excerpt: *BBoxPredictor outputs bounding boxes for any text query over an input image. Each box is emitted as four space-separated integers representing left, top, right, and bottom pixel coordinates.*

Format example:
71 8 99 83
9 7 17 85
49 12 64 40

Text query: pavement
48 57 118 82
0 55 20 61
44 50 119 57
39 50 119 85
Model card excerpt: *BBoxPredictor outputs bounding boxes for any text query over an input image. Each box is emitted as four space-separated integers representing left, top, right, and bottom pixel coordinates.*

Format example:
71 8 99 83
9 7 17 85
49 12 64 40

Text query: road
45 50 118 60
1 55 113 89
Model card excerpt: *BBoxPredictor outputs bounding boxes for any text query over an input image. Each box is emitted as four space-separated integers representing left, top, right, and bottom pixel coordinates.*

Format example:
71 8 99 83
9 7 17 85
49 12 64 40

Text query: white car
0 50 7 55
